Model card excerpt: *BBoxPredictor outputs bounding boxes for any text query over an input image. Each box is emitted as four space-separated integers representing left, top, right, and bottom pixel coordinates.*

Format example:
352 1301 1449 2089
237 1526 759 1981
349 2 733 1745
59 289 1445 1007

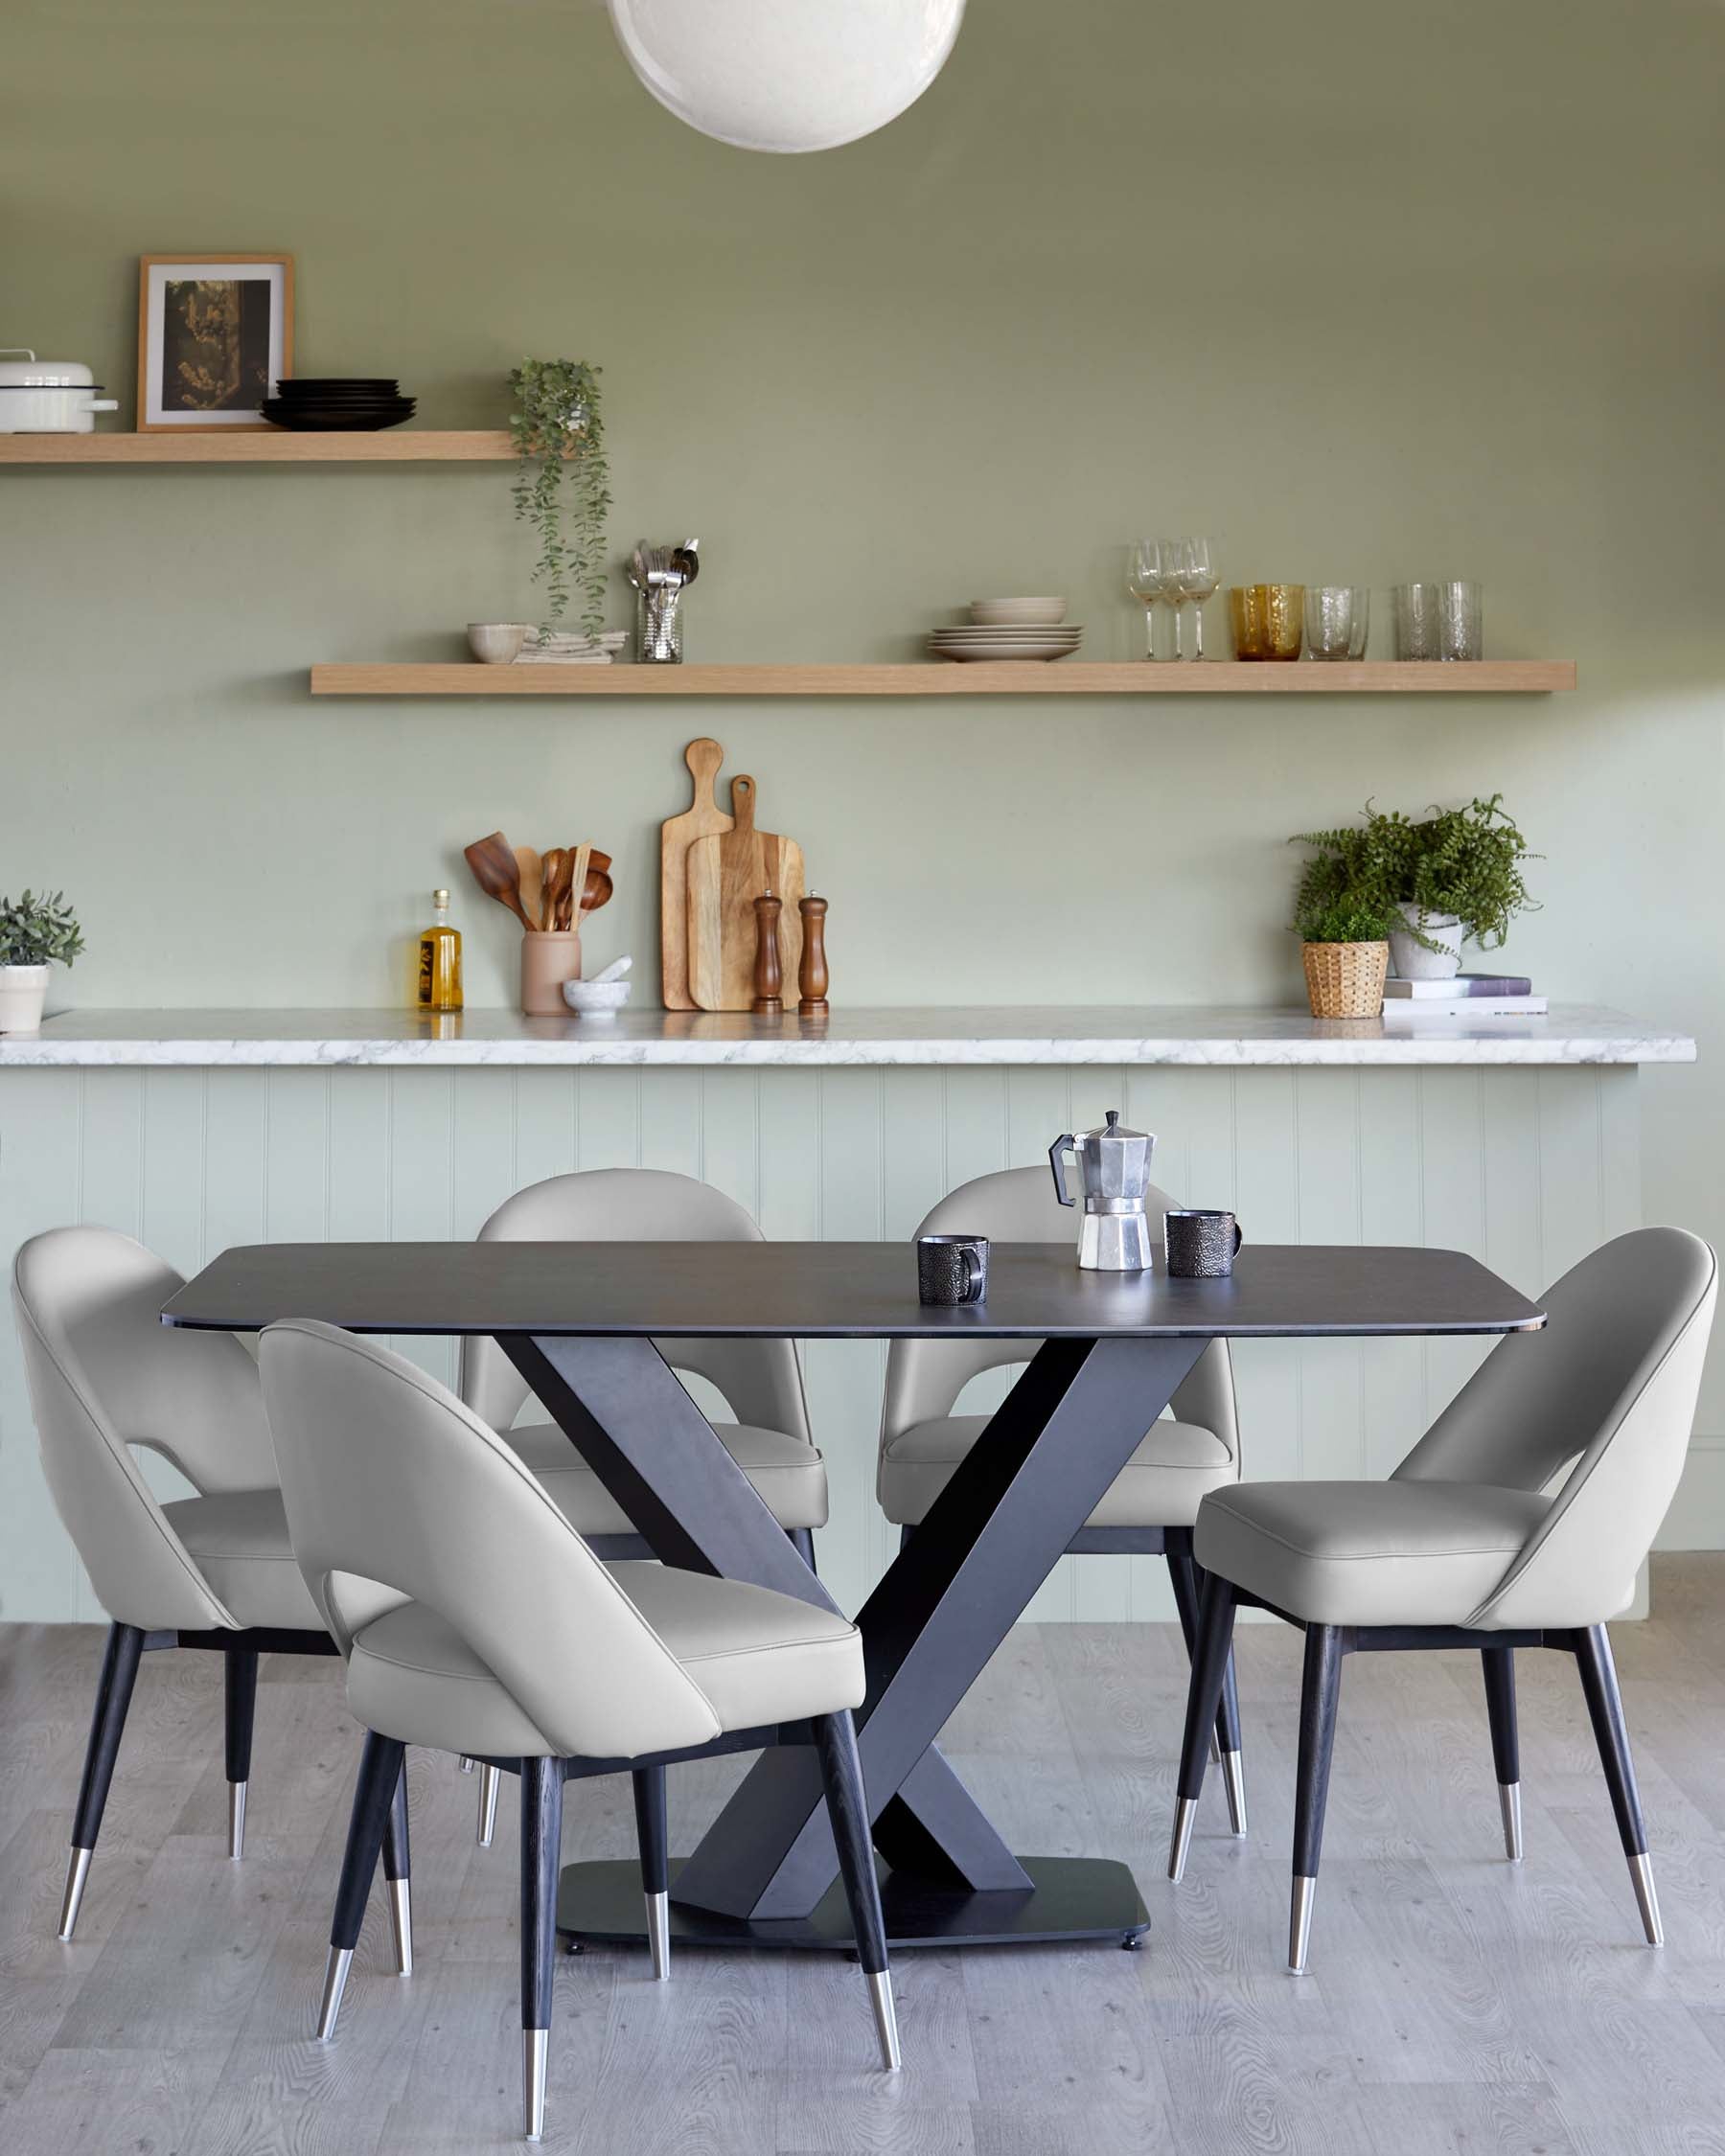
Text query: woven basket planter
1302 939 1388 1020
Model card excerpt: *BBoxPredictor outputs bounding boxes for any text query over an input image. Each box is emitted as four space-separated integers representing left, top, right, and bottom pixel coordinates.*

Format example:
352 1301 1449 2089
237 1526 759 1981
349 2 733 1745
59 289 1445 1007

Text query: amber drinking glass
1230 583 1304 660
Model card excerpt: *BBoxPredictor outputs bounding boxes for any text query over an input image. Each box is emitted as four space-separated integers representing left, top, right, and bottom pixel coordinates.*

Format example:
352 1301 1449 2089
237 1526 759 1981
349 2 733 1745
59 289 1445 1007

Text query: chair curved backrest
12 1226 279 1631
459 1169 812 1441
879 1167 1240 1481
260 1319 723 1760
1393 1227 1717 1628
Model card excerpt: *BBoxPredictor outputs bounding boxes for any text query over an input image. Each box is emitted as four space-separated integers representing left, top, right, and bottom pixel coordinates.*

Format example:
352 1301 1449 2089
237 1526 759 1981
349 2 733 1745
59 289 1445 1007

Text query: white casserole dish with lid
0 350 120 432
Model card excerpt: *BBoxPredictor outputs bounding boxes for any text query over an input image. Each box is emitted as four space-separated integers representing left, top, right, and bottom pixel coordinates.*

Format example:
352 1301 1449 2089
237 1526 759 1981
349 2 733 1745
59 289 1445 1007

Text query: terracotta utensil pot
521 931 582 1016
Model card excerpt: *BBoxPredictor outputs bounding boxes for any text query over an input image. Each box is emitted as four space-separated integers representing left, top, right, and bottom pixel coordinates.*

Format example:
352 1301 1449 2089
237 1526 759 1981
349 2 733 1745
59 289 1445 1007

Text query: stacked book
515 629 631 666
1382 974 1547 1018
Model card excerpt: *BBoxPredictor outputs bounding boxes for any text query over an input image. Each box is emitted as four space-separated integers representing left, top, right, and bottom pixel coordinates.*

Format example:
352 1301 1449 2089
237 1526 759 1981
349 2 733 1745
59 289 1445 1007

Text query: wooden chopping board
686 775 805 1012
660 737 733 1011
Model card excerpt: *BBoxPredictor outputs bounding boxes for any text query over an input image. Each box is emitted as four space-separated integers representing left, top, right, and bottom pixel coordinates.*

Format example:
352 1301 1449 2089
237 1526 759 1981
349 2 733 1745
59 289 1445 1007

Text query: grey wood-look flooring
5 1559 1725 2155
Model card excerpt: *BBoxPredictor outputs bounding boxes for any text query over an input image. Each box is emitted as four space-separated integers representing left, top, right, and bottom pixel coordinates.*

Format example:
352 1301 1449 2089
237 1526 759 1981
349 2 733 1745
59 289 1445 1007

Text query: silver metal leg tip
388 1875 414 1977
56 1846 93 1942
645 1889 671 1982
523 2027 548 2140
1221 1749 1249 1838
866 1968 901 2072
315 1945 355 2041
477 1764 500 1849
227 1779 248 1862
1288 1874 1316 1975
1630 1851 1664 1946
458 1755 476 1775
1498 1780 1524 1864
1167 1795 1197 1883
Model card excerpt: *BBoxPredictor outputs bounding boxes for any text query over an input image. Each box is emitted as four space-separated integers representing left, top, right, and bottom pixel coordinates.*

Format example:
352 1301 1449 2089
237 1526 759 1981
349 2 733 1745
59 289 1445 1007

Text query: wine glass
1126 540 1171 661
1172 538 1219 660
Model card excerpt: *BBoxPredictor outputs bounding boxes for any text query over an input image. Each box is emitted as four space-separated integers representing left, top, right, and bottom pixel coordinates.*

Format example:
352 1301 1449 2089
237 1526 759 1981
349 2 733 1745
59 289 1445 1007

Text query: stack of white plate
929 597 1081 662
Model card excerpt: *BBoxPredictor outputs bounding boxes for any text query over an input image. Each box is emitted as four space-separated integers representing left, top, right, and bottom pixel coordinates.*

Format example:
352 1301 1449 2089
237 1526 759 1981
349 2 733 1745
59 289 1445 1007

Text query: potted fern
1291 795 1537 982
0 889 84 1032
1292 892 1397 1020
508 357 611 639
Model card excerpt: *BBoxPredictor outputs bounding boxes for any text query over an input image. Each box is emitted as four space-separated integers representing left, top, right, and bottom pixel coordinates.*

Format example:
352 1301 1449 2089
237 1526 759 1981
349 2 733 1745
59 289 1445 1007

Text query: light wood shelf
310 660 1576 699
0 430 513 464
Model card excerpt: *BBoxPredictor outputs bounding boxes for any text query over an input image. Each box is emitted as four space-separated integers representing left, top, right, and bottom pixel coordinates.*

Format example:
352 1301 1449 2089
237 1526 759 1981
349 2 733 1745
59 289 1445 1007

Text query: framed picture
136 254 293 430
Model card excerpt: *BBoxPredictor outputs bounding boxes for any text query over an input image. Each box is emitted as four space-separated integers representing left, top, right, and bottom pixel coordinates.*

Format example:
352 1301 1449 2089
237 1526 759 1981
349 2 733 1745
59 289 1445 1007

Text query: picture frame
136 254 293 431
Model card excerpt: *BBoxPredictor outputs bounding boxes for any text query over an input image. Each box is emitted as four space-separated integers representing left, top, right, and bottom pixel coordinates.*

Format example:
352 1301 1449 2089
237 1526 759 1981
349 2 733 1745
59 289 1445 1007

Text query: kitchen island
0 1004 1692 1624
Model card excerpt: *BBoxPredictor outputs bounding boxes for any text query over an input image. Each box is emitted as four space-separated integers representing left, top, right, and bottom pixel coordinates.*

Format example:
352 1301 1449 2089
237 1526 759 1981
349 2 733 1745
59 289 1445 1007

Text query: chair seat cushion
1194 1479 1551 1627
347 1566 862 1755
506 1421 828 1533
879 1414 1235 1529
159 1488 326 1632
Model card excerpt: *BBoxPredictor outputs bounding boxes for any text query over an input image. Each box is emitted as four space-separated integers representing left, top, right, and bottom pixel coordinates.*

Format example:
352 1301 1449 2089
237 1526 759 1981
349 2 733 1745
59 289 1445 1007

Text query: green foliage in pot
1293 894 1398 946
0 889 83 968
1290 794 1538 951
509 357 612 638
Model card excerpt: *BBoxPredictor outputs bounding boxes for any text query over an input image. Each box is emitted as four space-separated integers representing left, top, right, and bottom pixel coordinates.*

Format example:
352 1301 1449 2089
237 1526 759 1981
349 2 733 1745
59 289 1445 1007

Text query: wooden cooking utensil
514 846 543 933
540 848 572 933
686 775 805 1012
566 843 592 932
463 831 537 933
659 738 733 1011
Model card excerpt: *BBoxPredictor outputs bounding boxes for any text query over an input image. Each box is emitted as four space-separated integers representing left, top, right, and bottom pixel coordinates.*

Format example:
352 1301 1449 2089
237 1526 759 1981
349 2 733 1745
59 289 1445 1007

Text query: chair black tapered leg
1481 1648 1523 1861
520 1755 564 2141
223 1646 259 1861
381 1757 413 1976
316 1730 406 2040
813 1709 900 2071
632 1764 671 1980
1166 1537 1248 1837
1289 1623 1346 1974
1571 1624 1662 1945
788 1526 818 1573
58 1620 146 1941
1167 1574 1239 1882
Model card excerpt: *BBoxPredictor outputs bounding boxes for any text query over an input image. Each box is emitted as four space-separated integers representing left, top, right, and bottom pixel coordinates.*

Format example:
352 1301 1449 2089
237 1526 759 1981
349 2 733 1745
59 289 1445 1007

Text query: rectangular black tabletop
161 1239 1544 1340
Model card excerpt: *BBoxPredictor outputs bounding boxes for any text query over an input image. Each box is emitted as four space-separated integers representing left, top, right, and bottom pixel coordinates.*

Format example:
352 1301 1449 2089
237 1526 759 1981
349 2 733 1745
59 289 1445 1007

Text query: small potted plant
1291 795 1536 981
1293 893 1397 1020
508 357 611 639
0 889 84 1032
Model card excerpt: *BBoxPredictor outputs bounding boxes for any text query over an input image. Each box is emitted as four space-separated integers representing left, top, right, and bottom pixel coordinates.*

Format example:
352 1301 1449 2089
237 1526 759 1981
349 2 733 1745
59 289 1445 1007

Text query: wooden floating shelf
310 660 1576 699
0 430 513 464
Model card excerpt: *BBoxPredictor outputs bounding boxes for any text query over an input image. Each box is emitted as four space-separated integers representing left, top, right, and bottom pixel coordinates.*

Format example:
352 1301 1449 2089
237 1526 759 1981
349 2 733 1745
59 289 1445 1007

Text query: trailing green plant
1293 893 1399 946
508 357 611 638
0 889 83 968
1289 794 1538 951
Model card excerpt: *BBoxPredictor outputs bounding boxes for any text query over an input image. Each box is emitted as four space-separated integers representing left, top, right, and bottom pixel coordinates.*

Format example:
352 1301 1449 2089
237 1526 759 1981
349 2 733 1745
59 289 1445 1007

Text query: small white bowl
562 978 632 1019
969 597 1068 627
468 621 530 664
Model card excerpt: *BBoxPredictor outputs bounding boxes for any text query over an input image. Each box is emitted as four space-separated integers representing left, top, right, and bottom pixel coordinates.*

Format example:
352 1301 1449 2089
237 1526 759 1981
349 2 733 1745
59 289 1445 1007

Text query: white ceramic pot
0 351 119 433
0 965 50 1032
1388 909 1463 981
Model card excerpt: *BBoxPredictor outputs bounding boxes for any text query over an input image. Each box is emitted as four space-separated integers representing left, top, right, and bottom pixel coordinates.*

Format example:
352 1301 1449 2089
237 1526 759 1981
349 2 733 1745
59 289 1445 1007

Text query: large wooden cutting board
660 737 733 1010
686 775 805 1012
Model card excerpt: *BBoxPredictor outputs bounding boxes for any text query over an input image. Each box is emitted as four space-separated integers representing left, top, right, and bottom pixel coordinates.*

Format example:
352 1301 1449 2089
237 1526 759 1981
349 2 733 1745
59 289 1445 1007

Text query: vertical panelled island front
0 1005 1693 1624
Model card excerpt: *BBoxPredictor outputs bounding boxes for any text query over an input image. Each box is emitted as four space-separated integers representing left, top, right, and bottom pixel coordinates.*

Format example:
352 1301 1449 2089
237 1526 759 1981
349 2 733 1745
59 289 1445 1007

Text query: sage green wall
5 0 1725 1446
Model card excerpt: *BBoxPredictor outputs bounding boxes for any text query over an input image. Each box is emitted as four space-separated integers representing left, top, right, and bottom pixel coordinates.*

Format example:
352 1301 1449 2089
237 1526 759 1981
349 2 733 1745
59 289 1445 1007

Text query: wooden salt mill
798 893 829 1016
751 890 784 1015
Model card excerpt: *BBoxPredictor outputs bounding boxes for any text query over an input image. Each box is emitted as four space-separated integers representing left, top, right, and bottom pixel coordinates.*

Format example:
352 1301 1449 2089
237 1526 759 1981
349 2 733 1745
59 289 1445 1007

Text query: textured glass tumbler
1303 585 1368 660
1438 579 1483 661
1393 581 1443 660
1230 583 1304 660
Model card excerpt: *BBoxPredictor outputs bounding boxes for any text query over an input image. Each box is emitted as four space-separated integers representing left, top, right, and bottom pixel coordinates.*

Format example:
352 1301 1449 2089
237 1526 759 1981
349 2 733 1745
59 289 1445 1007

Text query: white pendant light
607 0 967 154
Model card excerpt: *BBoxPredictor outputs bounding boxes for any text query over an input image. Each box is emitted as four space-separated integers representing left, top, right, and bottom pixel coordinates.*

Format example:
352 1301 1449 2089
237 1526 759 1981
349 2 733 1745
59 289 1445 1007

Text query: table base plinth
556 1854 1149 1954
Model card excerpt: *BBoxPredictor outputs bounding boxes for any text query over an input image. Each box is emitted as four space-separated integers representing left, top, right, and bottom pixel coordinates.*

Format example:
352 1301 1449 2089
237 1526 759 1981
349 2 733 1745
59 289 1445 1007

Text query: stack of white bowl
929 598 1083 662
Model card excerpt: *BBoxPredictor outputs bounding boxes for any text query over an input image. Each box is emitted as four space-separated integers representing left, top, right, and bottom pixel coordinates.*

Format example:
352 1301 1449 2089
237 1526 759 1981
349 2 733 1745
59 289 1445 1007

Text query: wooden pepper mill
751 890 784 1015
798 893 829 1016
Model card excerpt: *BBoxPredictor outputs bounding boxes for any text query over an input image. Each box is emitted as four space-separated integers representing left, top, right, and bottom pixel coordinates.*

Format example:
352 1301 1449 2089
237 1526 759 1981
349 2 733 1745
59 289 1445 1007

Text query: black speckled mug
1164 1210 1244 1278
917 1233 989 1306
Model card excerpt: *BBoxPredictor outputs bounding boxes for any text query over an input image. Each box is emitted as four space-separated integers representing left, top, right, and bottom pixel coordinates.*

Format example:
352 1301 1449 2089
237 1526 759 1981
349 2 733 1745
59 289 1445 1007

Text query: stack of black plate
261 378 417 431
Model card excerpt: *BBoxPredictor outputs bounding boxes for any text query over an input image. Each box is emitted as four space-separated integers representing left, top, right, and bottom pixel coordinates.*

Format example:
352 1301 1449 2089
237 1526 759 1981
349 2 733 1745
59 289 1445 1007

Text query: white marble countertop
0 1005 1695 1067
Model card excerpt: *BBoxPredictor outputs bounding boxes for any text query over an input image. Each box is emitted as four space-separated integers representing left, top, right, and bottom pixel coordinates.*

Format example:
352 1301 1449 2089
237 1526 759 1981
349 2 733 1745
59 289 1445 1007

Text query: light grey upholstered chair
879 1166 1249 1831
260 1319 899 2145
10 1228 411 1965
1170 1227 1717 1974
458 1167 827 1846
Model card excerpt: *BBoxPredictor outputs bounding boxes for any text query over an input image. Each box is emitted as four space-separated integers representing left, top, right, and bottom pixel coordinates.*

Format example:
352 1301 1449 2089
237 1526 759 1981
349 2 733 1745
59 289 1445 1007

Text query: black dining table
164 1238 1544 1955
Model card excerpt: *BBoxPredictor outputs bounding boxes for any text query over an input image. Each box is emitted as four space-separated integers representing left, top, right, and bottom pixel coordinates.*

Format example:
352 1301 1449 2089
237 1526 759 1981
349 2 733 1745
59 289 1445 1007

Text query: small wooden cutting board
660 738 733 1010
687 775 805 1012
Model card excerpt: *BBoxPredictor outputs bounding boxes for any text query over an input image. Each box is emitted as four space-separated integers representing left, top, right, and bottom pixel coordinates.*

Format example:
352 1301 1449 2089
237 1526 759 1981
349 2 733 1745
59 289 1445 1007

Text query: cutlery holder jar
520 930 582 1016
637 585 683 664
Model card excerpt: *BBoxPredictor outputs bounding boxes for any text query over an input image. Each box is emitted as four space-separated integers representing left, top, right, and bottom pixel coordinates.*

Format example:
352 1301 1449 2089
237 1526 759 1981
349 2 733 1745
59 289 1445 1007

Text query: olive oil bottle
416 888 463 1013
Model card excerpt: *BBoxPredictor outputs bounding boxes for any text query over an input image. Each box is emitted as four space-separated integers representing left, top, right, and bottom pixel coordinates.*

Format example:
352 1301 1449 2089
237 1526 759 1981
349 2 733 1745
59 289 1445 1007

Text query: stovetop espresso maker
1048 1111 1156 1272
